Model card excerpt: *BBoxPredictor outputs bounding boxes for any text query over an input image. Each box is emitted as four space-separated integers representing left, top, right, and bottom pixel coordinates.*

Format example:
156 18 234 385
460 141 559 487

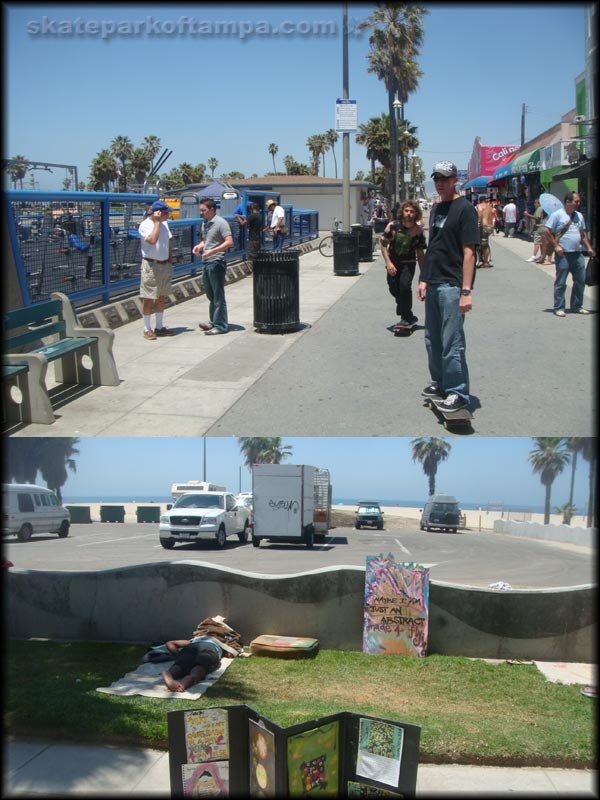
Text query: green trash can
65 505 92 524
100 504 125 523
136 506 161 523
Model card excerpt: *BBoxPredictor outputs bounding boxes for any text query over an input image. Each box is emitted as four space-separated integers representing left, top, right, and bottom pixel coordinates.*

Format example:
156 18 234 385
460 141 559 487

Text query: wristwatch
460 289 472 296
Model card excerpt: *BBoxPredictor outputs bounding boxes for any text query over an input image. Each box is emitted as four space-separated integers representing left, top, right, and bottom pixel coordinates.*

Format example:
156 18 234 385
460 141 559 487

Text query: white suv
159 491 251 550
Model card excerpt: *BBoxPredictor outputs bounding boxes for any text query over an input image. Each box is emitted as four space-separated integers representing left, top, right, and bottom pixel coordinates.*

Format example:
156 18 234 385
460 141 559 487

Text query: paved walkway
4 736 596 796
6 231 596 437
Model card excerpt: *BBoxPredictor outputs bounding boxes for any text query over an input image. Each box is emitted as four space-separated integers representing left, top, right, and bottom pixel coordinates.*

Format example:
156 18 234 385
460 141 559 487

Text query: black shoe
154 327 176 337
437 393 468 412
422 382 442 398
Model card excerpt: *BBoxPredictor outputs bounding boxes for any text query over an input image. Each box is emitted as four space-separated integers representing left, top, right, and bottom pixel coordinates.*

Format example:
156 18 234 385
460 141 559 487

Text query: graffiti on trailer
268 499 300 514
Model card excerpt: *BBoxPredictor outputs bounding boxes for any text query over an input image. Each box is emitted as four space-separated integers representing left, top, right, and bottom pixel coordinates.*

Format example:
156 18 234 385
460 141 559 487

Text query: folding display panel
168 705 420 798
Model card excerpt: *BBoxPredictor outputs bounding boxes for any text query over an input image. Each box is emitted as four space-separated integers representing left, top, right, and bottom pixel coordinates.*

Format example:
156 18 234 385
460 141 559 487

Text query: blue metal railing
5 190 319 309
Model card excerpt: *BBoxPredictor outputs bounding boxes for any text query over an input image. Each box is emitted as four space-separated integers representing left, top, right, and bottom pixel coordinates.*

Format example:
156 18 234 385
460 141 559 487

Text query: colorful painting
249 719 277 797
182 761 229 796
287 721 339 796
347 781 400 798
356 719 404 787
363 554 430 657
184 708 229 763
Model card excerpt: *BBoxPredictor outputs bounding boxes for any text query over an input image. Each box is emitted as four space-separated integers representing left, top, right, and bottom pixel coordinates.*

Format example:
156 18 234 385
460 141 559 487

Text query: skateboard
426 396 473 430
393 322 417 336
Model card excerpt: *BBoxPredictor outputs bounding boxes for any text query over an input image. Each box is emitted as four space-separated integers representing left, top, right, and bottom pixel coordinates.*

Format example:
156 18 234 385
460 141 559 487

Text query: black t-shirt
246 211 262 241
384 222 426 266
422 197 480 286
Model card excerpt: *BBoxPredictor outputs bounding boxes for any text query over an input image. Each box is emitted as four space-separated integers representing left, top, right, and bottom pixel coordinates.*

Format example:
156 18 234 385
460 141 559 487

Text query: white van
2 483 71 541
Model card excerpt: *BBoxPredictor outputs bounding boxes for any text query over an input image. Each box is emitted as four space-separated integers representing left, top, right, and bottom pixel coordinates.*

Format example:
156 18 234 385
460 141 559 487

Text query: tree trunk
332 147 338 179
568 451 577 508
587 453 596 528
544 482 551 525
428 469 436 496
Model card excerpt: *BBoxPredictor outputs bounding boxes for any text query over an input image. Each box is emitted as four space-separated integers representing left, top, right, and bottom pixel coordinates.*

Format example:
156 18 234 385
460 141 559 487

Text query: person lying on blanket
161 616 243 693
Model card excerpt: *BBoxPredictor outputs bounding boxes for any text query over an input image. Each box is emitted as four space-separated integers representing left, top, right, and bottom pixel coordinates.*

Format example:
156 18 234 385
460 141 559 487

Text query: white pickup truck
159 491 252 550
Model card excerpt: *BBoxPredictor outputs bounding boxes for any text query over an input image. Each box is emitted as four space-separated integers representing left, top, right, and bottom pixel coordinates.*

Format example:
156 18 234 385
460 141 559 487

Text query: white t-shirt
503 203 517 224
269 205 285 229
138 217 172 260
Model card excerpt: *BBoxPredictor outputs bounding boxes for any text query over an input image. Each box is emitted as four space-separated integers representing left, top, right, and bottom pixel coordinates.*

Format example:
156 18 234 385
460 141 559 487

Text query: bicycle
318 218 342 257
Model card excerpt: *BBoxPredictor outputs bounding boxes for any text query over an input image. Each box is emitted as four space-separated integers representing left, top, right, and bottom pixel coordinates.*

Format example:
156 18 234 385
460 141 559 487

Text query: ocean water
63 495 545 514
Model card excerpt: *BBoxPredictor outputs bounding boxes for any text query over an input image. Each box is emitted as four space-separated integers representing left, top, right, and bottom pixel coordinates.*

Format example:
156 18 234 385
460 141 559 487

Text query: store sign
481 145 519 175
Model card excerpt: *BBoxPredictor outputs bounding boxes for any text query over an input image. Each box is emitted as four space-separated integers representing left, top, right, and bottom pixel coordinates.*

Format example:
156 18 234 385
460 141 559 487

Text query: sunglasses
433 175 453 182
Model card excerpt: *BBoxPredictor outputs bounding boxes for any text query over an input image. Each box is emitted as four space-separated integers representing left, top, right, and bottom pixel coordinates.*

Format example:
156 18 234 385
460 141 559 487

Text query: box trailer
251 464 331 548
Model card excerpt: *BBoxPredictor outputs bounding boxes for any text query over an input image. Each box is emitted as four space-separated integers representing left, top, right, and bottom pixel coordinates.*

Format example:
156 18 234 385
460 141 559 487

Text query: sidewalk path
7 233 595 437
4 737 596 796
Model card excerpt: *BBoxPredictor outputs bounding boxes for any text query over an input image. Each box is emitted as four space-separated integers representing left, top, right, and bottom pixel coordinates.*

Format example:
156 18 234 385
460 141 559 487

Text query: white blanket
96 657 237 700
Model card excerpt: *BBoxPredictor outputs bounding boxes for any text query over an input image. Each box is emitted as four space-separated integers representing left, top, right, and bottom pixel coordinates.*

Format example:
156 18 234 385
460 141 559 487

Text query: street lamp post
393 96 402 207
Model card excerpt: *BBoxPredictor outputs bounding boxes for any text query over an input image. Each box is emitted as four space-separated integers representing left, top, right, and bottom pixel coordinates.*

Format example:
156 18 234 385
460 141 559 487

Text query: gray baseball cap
431 161 458 178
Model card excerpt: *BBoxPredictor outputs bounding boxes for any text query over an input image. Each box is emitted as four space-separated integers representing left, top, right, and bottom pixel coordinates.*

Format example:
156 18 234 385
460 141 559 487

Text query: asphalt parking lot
4 521 593 589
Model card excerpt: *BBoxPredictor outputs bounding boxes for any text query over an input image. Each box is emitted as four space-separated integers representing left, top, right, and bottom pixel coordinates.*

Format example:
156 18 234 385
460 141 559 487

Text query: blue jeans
553 251 586 311
424 284 469 401
272 230 284 251
202 258 228 332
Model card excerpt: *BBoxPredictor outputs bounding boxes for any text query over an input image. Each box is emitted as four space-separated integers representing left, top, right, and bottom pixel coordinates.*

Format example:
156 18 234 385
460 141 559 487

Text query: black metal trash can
373 217 389 233
253 250 301 333
333 231 359 275
351 224 374 262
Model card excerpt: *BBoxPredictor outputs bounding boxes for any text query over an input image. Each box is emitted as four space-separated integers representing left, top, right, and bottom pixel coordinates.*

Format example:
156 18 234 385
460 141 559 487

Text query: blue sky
58 437 591 511
4 3 586 189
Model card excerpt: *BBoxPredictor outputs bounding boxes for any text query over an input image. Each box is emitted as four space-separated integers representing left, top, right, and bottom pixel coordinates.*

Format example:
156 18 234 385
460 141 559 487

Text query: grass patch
5 640 595 768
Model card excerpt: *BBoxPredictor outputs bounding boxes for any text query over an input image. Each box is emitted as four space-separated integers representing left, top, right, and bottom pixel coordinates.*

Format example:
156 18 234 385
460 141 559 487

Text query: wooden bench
3 291 120 425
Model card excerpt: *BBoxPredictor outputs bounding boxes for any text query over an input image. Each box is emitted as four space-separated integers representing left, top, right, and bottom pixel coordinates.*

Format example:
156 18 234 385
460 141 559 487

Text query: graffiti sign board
363 554 430 657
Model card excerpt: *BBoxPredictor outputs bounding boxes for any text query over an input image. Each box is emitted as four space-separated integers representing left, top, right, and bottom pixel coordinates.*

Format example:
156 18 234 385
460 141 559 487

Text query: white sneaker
525 256 536 262
554 309 566 317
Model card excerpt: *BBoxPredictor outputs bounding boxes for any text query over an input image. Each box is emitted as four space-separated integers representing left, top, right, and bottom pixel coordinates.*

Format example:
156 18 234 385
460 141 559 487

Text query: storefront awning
463 175 493 189
491 160 515 181
552 158 594 181
510 149 541 175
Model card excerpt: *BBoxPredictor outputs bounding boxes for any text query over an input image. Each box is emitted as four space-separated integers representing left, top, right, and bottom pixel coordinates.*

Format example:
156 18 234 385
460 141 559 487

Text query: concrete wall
493 519 596 547
6 563 595 662
280 187 362 231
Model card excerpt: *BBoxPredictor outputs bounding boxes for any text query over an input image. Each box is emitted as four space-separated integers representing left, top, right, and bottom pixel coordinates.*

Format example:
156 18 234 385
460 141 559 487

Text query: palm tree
325 129 339 178
554 502 577 526
283 155 295 175
88 149 119 191
4 438 79 502
411 437 451 496
268 143 279 173
38 439 80 502
238 438 293 470
143 135 161 171
306 134 327 176
578 438 597 528
564 438 586 514
110 135 134 191
207 157 219 178
356 114 393 177
130 147 152 187
528 438 570 524
6 155 29 189
359 4 428 203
